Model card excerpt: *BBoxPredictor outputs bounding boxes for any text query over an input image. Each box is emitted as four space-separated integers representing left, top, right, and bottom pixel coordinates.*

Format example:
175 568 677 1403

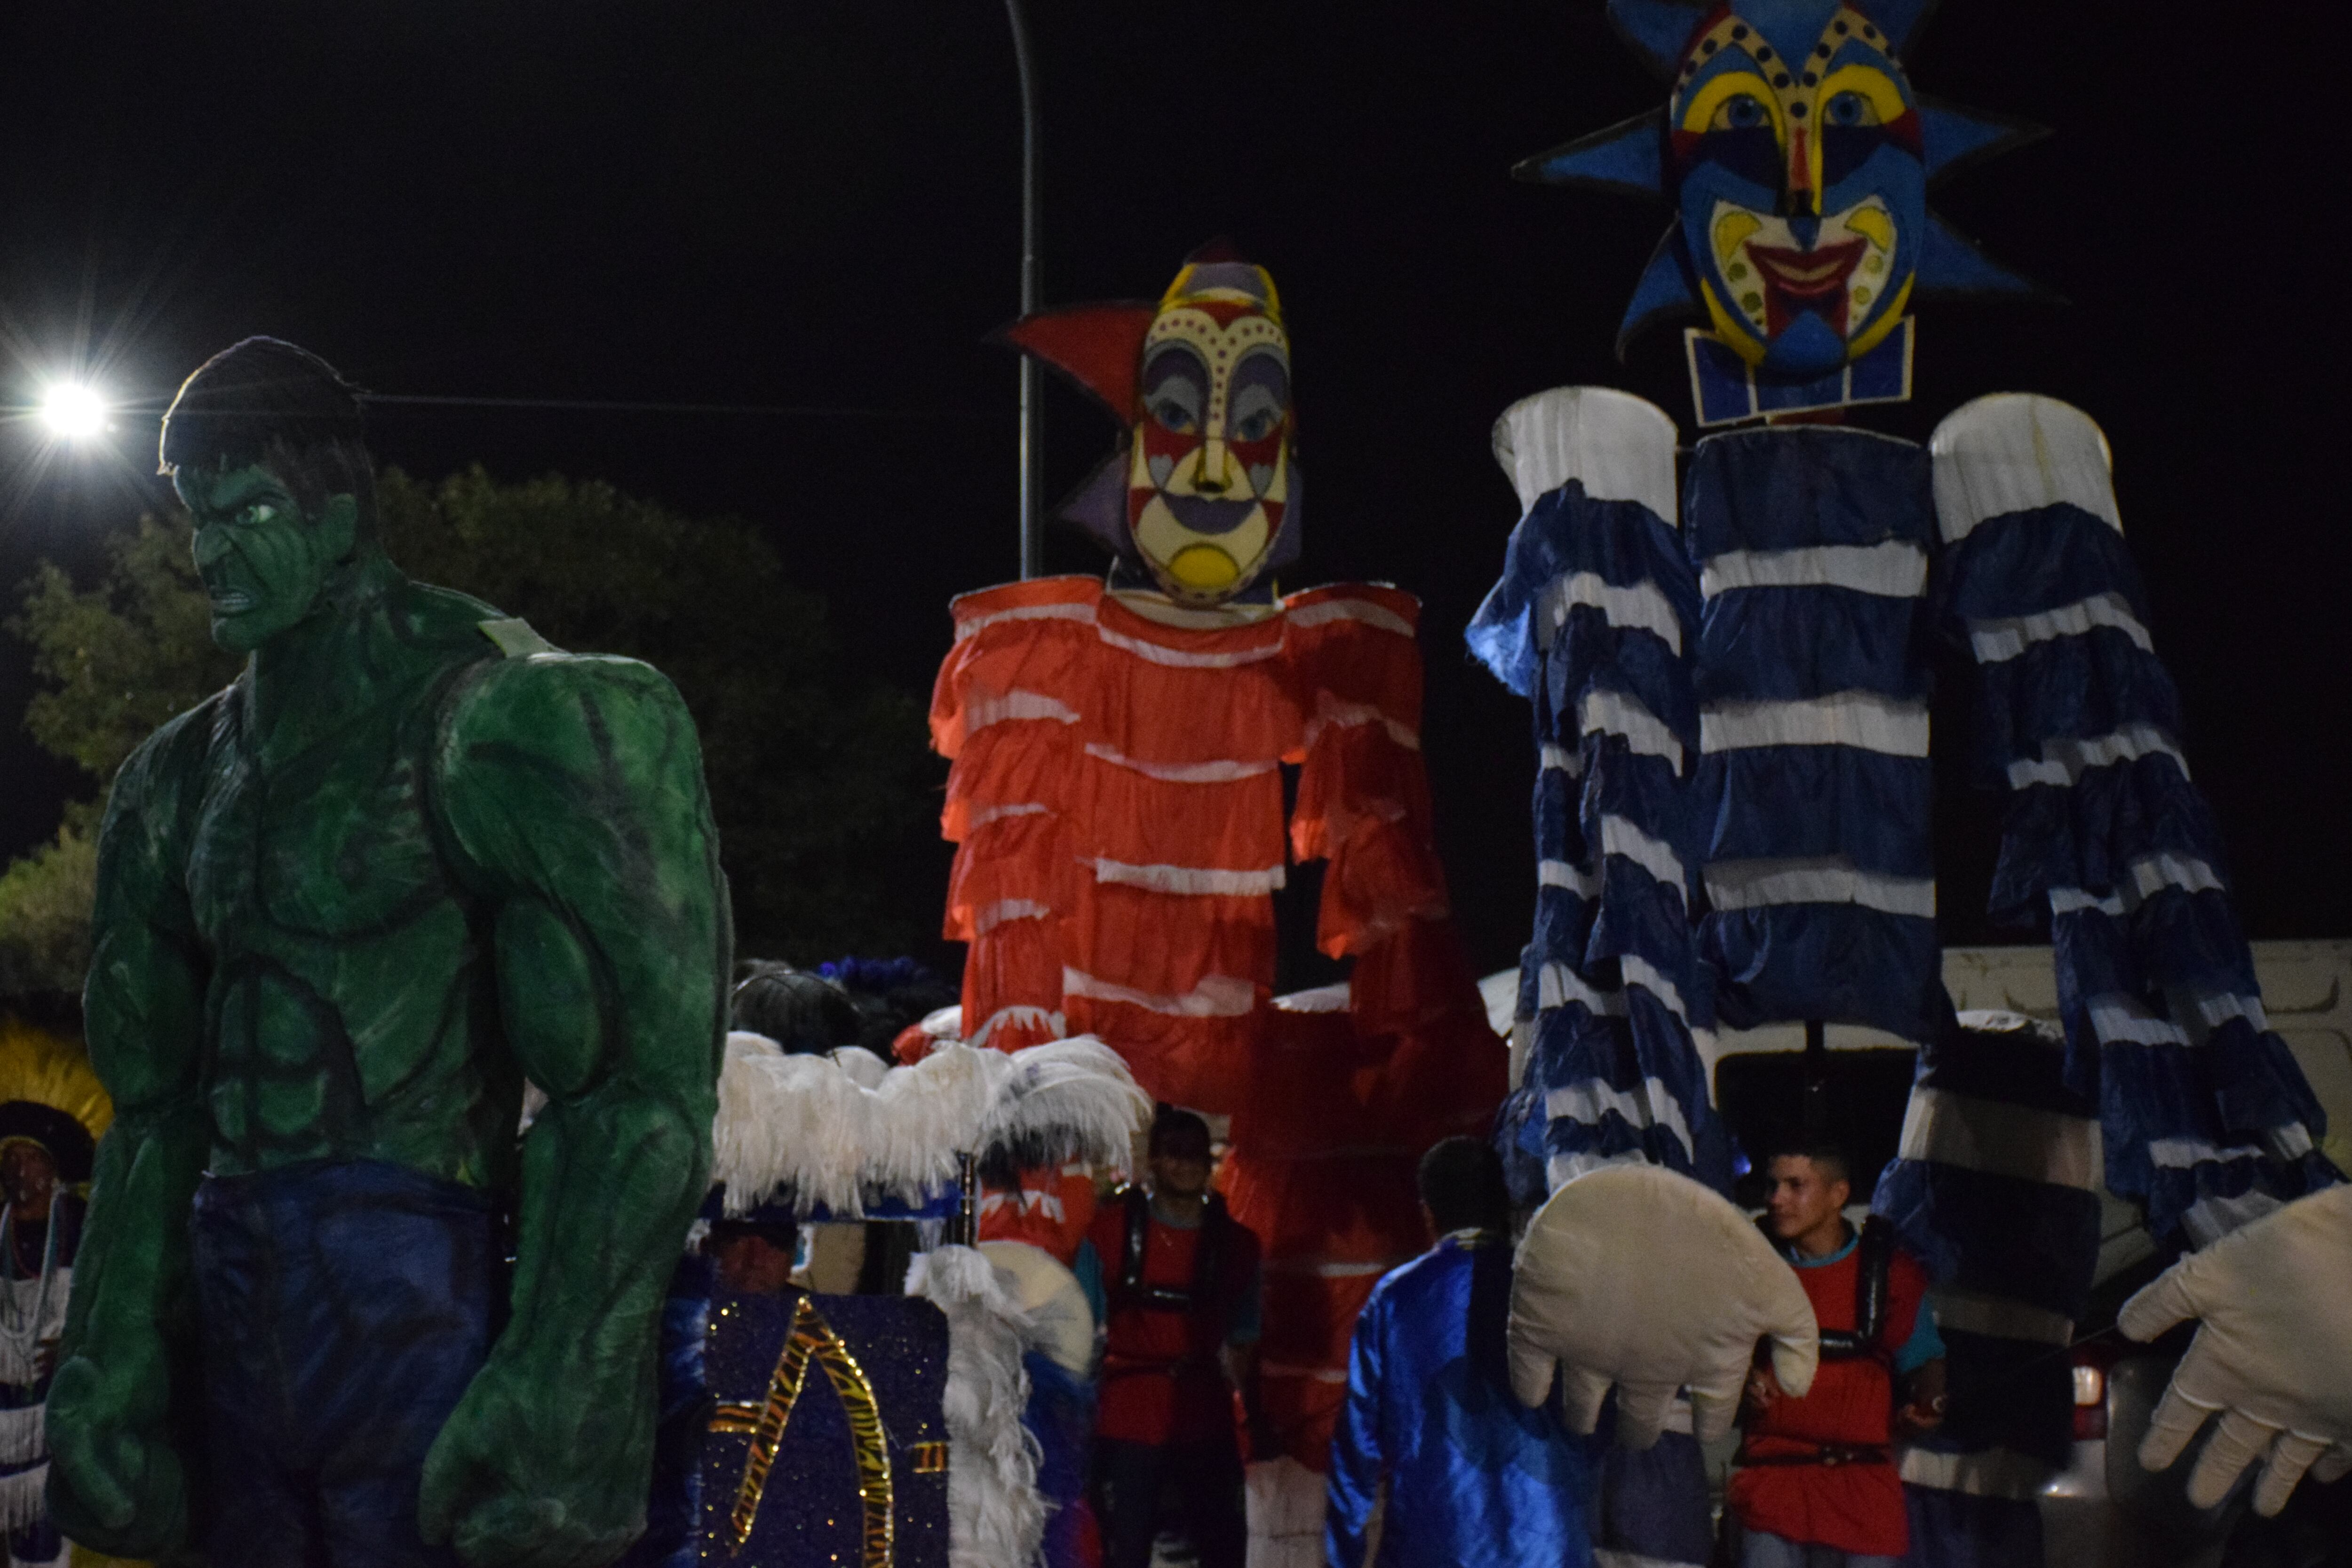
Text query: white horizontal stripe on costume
974 899 1052 935
1260 1362 1351 1385
1541 571 1684 654
1539 860 1601 899
1083 743 1279 783
1931 393 2120 545
2165 989 2269 1042
1593 1551 1705 1568
1968 591 2153 664
1544 1077 1695 1163
2182 1189 2283 1249
2266 1122 2316 1161
1620 954 1692 1024
1061 968 1256 1018
1580 688 1685 770
1271 983 1351 1015
2049 852 2224 918
1535 962 1626 1018
966 802 1049 829
2149 1136 2273 1170
1600 815 1686 904
1899 1444 2056 1500
1304 693 1422 751
1091 859 1286 896
2006 724 2189 789
1700 541 1928 600
1897 1086 2103 1190
966 1005 1065 1050
1093 623 1285 669
1931 1289 2074 1346
954 600 1097 641
1263 1259 1397 1278
977 1188 1067 1222
1706 858 1937 919
963 688 1081 732
1546 1147 1648 1187
2087 996 2189 1048
1539 742 1583 776
1284 597 1414 637
1701 691 1930 757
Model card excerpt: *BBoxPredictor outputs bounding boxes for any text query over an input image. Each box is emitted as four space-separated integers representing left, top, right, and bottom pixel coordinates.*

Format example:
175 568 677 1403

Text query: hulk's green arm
421 649 728 1565
48 706 219 1553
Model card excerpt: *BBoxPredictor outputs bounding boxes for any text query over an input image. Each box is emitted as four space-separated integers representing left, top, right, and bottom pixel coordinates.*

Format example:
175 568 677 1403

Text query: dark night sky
1 0 2345 978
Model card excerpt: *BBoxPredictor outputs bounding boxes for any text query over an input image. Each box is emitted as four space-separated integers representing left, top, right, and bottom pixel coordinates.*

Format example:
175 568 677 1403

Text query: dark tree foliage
4 468 945 994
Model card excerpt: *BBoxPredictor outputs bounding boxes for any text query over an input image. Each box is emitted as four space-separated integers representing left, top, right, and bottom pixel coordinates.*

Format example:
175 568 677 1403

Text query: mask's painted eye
1825 91 1876 127
1229 381 1286 444
1152 397 1199 434
1712 94 1771 131
250 503 276 523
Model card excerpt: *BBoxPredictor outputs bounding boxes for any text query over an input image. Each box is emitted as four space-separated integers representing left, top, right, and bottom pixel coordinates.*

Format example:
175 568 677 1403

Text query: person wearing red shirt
1729 1146 1947 1568
1080 1110 1263 1568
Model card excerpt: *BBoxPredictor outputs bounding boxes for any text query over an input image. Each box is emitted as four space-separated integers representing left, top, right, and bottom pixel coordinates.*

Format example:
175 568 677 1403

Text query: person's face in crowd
1149 1130 1214 1200
708 1229 796 1295
0 1141 57 1221
1763 1154 1850 1250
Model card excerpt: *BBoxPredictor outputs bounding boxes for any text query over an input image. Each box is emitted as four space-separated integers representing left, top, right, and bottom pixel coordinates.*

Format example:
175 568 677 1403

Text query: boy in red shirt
1730 1146 1947 1568
1081 1110 1263 1568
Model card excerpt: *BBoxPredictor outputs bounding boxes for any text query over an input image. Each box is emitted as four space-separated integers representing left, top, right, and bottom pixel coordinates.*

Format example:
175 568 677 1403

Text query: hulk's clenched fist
48 339 729 1568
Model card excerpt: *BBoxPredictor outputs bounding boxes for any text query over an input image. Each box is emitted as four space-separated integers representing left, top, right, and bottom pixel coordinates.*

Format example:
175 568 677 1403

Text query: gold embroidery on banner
909 1441 949 1474
717 1297 897 1565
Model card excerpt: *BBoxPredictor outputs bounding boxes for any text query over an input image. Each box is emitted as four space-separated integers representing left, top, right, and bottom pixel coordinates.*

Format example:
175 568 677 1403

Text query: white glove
2120 1184 2352 1515
1509 1162 1819 1449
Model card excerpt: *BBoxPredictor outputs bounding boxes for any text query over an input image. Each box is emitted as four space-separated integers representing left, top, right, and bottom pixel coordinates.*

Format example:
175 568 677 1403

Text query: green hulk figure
45 338 730 1568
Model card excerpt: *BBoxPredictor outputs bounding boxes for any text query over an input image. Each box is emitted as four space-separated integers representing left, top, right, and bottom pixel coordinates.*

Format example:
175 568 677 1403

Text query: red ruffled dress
932 575 1503 1463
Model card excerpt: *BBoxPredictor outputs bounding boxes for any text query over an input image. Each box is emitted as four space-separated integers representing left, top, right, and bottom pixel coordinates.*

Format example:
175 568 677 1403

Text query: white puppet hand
2120 1184 2352 1515
1508 1162 1819 1449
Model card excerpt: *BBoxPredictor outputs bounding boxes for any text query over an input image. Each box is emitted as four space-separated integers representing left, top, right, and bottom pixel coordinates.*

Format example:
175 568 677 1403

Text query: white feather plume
983 1037 1152 1178
710 1030 1151 1216
907 1243 1048 1568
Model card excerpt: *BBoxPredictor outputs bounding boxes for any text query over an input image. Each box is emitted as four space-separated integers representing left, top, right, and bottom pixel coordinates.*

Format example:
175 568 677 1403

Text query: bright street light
39 383 109 439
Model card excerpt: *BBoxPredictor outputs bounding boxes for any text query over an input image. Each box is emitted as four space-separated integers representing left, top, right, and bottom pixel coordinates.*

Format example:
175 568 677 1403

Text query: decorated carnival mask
1522 0 2040 386
1000 243 1300 606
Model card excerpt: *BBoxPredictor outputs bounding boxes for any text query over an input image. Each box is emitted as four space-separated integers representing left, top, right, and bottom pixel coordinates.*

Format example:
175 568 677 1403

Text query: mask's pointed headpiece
1518 0 2048 364
993 241 1301 604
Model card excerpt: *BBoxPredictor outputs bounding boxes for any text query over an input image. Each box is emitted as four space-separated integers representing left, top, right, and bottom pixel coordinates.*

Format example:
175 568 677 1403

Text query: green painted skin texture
47 460 730 1566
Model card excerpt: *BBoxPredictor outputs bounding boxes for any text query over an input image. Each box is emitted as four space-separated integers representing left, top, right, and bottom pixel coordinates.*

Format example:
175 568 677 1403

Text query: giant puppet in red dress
930 245 1505 1465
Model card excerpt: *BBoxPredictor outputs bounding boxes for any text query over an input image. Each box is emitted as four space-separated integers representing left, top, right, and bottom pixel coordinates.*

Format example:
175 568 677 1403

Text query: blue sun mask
1522 0 2042 412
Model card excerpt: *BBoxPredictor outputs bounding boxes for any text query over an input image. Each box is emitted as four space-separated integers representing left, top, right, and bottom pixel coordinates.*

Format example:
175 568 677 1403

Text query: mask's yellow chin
1164 544 1240 592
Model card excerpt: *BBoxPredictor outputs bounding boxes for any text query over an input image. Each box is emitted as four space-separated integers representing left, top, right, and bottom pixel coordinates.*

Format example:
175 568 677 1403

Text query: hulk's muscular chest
183 666 508 1179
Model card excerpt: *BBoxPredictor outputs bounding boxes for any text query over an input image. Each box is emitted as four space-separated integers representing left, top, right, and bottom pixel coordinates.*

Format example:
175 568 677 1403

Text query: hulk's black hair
1417 1135 1510 1235
159 337 378 540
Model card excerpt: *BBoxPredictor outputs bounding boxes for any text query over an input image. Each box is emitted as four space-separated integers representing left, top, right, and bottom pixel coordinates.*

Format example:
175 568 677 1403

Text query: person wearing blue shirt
1327 1138 1597 1567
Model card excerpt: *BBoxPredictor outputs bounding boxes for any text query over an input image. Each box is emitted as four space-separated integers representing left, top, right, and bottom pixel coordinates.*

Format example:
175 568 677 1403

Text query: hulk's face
176 461 358 653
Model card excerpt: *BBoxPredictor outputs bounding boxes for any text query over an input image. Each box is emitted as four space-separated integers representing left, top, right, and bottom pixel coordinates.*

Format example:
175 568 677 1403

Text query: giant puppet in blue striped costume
1475 0 2352 1562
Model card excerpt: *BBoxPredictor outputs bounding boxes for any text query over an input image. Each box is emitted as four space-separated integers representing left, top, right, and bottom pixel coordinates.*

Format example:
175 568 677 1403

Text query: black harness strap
1113 1185 1230 1314
1762 1213 1895 1362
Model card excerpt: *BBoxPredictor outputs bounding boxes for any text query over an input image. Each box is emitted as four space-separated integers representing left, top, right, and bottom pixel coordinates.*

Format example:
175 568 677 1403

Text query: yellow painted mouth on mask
1165 544 1240 592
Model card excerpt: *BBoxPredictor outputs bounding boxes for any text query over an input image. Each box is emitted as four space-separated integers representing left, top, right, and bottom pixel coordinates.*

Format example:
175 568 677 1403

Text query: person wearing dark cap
1326 1136 1596 1568
48 339 728 1568
0 1101 95 1566
1081 1107 1263 1568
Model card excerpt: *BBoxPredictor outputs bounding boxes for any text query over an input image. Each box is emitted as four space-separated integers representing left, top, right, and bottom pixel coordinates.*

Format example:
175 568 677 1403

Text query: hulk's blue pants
192 1159 499 1568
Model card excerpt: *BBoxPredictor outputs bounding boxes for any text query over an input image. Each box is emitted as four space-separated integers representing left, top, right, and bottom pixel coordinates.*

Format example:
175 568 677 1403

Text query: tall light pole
1007 0 1043 579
